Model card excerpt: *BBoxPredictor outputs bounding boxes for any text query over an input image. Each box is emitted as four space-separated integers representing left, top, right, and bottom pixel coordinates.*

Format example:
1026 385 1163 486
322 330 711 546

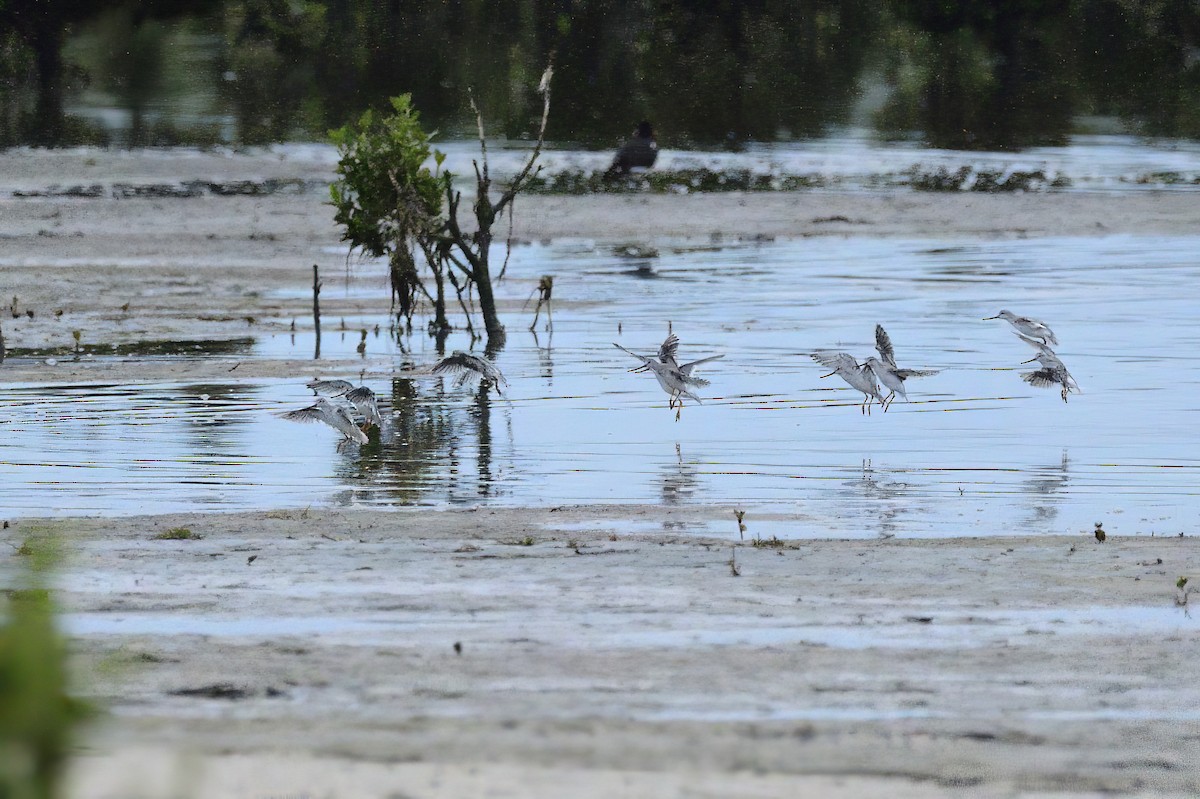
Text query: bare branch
469 91 489 187
444 186 482 271
446 267 476 338
495 60 553 217
498 194 516 281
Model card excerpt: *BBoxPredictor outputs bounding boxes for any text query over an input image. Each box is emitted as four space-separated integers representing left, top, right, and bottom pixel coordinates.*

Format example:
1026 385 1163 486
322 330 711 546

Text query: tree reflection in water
330 370 510 505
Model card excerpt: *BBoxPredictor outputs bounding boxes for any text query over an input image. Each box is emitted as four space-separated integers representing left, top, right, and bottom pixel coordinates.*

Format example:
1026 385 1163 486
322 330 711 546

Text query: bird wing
344 386 382 428
434 351 507 387
657 333 680 364
812 351 858 372
614 342 654 368
280 400 367 443
858 363 883 391
279 403 330 424
672 378 704 404
678 353 724 377
1021 368 1064 389
306 379 353 396
874 325 896 367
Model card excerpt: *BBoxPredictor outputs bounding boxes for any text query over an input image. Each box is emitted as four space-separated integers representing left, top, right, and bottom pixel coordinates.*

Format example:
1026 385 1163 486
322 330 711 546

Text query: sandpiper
279 397 369 444
983 310 1058 345
306 379 382 429
1016 335 1080 402
865 324 939 410
432 351 508 393
615 333 723 418
812 350 885 414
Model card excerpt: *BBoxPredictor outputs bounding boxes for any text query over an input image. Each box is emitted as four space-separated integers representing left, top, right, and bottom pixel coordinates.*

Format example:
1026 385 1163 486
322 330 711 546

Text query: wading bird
305 379 382 429
433 351 508 393
812 351 885 414
614 333 723 420
865 324 939 410
279 397 369 444
983 310 1058 345
1016 335 1081 403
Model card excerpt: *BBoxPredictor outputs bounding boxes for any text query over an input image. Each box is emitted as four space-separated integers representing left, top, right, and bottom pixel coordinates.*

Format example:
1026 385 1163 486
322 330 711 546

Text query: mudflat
2 150 1199 797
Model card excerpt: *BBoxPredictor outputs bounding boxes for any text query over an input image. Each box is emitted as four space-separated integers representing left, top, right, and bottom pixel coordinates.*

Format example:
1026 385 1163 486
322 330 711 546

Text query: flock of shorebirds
278 351 507 444
612 309 1079 420
280 309 1079 441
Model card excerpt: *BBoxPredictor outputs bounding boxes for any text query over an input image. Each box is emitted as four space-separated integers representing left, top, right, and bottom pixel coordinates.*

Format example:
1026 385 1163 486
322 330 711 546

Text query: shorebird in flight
984 310 1058 345
279 397 369 444
614 333 723 420
1016 334 1080 403
812 350 885 414
432 351 508 393
306 379 382 429
864 324 939 410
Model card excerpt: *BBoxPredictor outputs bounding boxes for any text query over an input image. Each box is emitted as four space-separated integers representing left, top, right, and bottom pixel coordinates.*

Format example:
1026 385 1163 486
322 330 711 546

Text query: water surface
2 235 1198 537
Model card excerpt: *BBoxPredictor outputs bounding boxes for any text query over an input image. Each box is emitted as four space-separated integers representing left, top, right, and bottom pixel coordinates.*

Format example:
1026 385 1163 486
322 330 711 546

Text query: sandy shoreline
3 152 1200 796
8 507 1197 797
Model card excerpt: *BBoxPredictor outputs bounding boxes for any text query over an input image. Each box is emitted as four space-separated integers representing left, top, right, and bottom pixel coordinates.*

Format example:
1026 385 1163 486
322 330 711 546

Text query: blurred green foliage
0 538 90 799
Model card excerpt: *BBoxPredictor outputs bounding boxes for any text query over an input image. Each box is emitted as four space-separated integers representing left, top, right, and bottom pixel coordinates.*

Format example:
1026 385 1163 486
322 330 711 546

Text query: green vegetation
152 527 201 540
0 538 90 799
330 73 552 345
329 95 449 334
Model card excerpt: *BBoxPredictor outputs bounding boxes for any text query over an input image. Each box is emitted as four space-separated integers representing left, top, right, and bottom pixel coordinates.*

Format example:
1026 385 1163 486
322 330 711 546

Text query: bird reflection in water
1023 450 1070 528
843 458 914 539
660 443 700 512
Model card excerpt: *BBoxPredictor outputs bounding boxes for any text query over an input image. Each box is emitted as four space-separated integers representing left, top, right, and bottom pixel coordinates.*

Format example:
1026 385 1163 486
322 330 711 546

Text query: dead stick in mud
313 264 322 360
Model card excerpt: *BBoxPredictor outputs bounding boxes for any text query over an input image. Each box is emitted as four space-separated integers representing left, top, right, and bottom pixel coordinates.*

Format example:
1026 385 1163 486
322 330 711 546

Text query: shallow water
3 235 1199 536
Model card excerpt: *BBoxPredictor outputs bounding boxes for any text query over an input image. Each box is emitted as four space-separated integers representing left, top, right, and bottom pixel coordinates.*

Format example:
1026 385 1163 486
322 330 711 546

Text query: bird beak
1020 356 1037 364
819 370 835 379
982 315 999 320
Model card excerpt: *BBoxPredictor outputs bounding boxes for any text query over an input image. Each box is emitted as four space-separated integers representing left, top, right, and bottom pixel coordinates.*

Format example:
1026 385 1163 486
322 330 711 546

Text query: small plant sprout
527 275 554 331
71 330 81 354
728 548 740 577
1176 576 1194 608
357 330 367 356
1094 521 1106 542
734 509 747 541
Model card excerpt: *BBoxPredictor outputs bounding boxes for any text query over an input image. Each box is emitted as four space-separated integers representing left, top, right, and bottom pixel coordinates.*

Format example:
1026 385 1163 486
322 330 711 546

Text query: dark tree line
2 0 1199 149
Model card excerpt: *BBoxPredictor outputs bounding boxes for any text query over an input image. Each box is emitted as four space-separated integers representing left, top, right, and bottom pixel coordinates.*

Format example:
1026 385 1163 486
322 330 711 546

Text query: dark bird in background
605 121 658 178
